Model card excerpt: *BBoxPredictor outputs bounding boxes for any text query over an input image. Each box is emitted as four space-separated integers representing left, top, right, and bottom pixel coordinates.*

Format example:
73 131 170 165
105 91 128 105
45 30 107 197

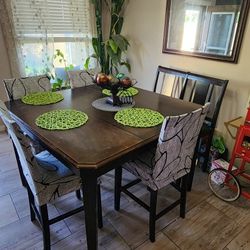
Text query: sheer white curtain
0 0 94 77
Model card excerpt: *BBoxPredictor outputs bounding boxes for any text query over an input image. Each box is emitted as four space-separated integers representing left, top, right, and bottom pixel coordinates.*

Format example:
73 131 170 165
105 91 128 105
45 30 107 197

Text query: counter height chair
0 101 103 250
3 75 51 101
154 66 228 188
114 103 209 242
3 75 52 156
67 70 94 89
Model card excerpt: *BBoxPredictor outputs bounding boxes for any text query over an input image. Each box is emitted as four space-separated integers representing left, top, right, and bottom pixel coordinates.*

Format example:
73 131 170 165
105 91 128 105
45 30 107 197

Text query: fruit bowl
94 73 136 106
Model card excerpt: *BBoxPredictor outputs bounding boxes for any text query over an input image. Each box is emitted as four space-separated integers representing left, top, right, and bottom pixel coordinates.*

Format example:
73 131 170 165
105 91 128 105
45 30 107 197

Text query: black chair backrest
154 66 228 129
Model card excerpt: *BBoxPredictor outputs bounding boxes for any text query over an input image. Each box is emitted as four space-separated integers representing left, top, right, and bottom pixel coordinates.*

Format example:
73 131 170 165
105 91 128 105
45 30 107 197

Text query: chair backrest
154 66 228 129
67 70 94 89
181 73 228 128
154 66 188 98
0 99 48 205
152 103 210 189
3 75 51 100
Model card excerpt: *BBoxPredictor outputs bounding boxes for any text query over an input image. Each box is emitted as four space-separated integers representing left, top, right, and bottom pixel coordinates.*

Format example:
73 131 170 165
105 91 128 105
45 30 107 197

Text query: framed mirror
163 0 250 63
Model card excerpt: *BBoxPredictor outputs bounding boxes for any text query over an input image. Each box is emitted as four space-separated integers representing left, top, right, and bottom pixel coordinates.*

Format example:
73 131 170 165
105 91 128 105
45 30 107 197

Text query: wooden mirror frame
162 0 250 63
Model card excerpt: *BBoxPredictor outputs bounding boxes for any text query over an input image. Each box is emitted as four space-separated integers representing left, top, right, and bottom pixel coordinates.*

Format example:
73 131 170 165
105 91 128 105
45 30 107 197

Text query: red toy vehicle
208 107 250 201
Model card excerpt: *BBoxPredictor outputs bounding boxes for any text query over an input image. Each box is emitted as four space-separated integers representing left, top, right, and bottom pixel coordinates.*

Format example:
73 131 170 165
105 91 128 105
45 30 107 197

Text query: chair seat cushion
29 151 81 206
122 148 156 188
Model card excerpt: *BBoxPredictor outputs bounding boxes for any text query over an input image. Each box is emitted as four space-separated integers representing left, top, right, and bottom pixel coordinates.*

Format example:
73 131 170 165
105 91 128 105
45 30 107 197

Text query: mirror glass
163 0 249 62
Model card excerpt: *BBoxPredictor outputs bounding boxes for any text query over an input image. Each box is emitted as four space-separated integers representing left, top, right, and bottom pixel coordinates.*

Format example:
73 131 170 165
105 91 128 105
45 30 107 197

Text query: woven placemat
21 92 64 105
114 108 164 128
36 109 88 130
102 87 139 97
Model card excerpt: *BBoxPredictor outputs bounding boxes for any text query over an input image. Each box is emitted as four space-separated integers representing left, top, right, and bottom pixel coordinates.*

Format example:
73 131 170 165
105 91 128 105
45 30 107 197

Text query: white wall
123 0 250 151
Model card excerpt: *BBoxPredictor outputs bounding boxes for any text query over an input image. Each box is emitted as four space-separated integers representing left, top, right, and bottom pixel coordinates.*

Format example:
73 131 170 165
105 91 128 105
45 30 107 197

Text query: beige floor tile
136 232 179 250
206 195 250 227
107 196 179 249
0 152 17 173
224 223 250 250
164 201 244 250
10 188 30 219
0 194 19 228
0 212 71 249
0 168 22 196
52 218 130 250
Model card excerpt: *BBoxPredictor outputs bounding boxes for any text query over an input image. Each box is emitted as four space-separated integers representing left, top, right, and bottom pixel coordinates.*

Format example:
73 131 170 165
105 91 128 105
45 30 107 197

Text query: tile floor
0 132 250 250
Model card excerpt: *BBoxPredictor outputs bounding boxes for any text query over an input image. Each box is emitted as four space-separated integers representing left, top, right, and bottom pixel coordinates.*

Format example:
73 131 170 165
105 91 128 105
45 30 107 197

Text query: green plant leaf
108 39 118 54
84 57 91 70
92 37 100 57
107 46 119 66
112 34 129 51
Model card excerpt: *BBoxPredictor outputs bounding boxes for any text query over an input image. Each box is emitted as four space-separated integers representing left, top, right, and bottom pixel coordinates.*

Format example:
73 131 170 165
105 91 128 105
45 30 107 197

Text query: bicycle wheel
208 168 241 202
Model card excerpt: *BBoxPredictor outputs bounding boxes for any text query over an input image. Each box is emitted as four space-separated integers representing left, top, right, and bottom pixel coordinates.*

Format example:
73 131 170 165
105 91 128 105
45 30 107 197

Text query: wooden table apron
6 85 201 250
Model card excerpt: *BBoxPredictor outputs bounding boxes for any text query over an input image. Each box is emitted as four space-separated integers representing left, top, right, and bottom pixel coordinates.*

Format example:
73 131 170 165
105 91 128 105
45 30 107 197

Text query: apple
121 77 132 87
96 73 109 85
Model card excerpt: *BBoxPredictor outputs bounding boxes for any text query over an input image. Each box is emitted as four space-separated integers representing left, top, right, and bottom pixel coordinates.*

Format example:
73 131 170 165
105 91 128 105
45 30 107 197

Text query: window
10 0 93 76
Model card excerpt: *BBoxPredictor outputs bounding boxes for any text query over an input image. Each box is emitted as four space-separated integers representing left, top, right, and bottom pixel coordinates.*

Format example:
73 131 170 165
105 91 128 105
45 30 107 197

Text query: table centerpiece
94 73 136 106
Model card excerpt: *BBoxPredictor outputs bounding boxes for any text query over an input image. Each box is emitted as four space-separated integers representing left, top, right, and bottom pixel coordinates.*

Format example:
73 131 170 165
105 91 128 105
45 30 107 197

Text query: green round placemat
36 109 88 130
114 108 164 128
21 92 64 105
102 87 139 97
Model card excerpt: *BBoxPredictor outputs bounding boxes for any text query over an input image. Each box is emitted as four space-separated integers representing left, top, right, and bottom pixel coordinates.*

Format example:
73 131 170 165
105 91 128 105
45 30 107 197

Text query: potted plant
49 49 79 91
85 0 130 75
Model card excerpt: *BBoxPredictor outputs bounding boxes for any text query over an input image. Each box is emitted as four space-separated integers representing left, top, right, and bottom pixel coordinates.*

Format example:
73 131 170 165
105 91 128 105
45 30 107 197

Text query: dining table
6 85 201 250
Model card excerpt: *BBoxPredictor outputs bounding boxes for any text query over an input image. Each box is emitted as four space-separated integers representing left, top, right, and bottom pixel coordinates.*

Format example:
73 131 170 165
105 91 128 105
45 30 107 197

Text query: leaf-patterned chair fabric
0 99 103 249
122 103 210 191
3 75 51 100
0 100 81 206
67 70 94 89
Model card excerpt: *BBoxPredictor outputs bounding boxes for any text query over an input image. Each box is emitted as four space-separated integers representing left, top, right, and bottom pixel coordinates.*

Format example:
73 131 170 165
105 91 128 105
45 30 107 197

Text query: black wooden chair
154 66 228 189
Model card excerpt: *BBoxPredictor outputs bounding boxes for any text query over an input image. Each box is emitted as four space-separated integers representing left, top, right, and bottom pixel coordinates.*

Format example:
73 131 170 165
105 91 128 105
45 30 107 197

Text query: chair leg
149 188 158 242
180 175 187 218
187 153 197 191
114 167 122 211
97 184 103 229
39 205 51 250
27 186 36 221
12 142 26 187
201 134 213 172
75 190 81 200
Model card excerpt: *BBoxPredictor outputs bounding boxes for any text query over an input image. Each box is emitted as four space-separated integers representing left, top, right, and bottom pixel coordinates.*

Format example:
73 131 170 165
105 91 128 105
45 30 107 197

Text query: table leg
81 170 98 250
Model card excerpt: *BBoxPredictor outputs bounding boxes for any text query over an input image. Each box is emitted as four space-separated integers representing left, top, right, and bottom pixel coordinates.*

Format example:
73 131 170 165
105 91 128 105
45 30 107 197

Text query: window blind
11 0 92 38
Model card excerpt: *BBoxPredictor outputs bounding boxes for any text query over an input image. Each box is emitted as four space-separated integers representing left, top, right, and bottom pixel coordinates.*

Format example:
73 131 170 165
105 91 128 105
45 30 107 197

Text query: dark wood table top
6 86 201 170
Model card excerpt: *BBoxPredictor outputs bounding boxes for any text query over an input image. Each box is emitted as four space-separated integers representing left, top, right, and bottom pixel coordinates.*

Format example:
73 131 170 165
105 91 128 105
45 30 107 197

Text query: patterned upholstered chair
3 75 51 101
114 103 210 242
67 70 94 89
0 101 103 250
3 75 52 154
